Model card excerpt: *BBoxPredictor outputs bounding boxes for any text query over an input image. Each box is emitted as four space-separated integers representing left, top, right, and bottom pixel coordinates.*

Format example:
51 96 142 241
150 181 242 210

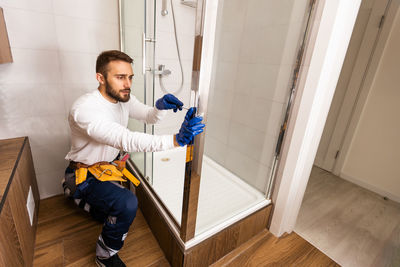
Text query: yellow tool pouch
72 161 140 187
88 164 126 182
75 168 88 185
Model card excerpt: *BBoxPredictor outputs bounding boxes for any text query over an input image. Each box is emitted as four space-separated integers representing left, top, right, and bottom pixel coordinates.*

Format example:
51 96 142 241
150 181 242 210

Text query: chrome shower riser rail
142 33 156 75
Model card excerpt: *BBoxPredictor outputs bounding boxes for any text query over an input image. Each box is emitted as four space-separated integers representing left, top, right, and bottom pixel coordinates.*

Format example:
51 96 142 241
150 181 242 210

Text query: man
63 50 204 267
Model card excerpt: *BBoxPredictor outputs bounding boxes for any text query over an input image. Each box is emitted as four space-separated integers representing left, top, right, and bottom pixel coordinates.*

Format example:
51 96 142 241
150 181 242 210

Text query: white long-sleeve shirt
65 90 175 165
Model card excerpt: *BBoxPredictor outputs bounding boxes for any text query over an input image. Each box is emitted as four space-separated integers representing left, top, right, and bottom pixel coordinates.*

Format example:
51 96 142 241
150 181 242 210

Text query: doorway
295 0 400 266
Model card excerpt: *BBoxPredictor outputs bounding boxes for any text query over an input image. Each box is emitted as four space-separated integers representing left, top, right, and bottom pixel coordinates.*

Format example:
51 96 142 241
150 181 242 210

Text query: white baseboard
339 172 400 204
313 161 324 169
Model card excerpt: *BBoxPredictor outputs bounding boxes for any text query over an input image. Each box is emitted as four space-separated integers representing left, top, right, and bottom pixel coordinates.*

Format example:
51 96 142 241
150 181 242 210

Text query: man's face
103 60 134 103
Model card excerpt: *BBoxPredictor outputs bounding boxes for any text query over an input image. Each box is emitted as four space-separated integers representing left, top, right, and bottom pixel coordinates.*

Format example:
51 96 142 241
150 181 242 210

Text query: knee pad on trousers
121 192 138 224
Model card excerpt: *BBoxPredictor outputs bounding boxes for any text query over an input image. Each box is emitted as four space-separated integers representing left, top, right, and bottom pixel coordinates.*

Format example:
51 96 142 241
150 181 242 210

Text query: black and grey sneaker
95 254 126 267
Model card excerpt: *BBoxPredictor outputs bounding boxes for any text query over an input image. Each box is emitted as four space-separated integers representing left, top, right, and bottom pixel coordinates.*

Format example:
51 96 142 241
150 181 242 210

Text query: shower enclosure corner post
179 0 207 242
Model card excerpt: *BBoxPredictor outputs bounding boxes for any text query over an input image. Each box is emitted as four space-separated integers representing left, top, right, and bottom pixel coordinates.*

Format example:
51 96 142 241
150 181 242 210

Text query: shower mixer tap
154 64 171 76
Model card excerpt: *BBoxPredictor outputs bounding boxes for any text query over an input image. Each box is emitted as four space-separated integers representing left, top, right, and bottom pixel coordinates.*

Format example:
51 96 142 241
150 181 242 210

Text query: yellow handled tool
122 168 140 186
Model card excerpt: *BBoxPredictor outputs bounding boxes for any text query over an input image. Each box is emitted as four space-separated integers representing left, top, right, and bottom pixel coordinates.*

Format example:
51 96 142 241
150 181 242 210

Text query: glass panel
122 0 157 180
122 0 196 226
144 0 156 185
121 0 147 175
195 0 312 235
150 0 196 225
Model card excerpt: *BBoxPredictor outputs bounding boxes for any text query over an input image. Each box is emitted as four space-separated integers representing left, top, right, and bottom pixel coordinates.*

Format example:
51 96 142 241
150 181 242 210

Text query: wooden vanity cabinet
0 137 40 266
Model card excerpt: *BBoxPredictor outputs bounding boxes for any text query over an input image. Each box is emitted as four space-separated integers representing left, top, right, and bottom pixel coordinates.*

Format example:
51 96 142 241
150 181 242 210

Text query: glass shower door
195 0 313 235
149 0 197 226
121 0 197 227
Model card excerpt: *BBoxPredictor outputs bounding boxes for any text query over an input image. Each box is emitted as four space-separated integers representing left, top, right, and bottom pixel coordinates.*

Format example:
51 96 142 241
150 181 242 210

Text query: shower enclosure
120 0 314 265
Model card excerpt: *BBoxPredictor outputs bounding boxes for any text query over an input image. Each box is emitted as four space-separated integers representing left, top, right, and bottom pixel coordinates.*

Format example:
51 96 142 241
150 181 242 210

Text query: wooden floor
295 166 400 267
33 196 169 267
212 230 338 267
34 195 338 266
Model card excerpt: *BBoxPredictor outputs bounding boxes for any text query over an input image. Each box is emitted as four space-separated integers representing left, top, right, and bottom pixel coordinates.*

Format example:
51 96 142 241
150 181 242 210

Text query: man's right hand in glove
174 107 205 146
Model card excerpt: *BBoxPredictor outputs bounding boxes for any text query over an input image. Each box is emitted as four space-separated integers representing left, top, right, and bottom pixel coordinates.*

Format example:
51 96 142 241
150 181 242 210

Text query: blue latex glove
176 107 205 146
155 94 183 112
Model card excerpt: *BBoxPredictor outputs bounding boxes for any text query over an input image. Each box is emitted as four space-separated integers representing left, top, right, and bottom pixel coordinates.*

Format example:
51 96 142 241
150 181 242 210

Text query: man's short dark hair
96 50 133 77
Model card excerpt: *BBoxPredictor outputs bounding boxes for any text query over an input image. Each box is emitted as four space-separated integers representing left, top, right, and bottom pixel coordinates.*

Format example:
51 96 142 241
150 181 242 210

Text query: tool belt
68 160 140 187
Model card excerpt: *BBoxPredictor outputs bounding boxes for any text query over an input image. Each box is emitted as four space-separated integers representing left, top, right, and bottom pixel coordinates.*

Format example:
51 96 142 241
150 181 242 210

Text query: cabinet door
0 200 25 266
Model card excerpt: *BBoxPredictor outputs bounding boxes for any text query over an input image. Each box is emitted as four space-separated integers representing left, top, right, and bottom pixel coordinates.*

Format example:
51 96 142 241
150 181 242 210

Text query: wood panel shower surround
0 137 40 266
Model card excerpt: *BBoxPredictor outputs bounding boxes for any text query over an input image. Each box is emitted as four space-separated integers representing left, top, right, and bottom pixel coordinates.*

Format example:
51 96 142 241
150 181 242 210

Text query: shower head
161 0 168 16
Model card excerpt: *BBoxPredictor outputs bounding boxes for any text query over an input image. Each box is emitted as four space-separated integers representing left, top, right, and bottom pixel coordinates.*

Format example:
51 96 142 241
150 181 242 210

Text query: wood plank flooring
34 195 339 267
33 196 169 267
212 230 339 267
295 166 400 267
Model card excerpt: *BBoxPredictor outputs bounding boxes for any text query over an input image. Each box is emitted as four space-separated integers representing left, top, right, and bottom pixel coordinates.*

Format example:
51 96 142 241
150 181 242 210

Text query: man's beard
105 80 130 103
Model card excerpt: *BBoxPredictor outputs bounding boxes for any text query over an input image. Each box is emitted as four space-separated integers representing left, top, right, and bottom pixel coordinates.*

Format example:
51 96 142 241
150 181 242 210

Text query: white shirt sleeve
127 95 167 124
70 105 175 153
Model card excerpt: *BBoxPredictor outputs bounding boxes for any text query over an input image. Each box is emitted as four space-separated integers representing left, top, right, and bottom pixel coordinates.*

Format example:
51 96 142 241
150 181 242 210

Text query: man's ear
96 73 105 85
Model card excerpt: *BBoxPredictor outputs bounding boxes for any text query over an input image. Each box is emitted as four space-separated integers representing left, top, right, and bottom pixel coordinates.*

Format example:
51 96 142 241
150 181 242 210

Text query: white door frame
269 0 362 237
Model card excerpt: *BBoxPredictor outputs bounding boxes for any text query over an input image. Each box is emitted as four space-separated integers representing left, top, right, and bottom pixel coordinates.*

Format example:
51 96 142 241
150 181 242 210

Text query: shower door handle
142 32 156 75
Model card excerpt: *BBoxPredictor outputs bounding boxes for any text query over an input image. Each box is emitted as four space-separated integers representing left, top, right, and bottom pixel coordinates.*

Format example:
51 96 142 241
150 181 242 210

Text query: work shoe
95 254 126 267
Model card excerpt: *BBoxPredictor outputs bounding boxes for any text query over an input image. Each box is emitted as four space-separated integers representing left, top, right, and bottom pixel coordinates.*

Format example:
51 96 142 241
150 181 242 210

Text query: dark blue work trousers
65 167 138 252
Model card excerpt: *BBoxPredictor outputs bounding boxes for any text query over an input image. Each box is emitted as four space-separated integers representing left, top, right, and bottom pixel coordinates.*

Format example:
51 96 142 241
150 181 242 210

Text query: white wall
203 0 309 192
341 9 400 201
0 0 119 199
